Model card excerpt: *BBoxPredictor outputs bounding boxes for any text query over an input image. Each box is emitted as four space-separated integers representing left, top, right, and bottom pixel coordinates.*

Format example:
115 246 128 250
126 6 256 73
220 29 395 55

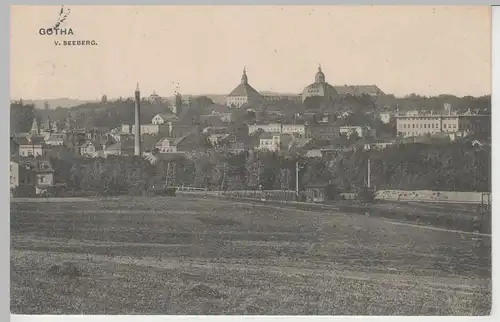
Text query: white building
258 133 281 152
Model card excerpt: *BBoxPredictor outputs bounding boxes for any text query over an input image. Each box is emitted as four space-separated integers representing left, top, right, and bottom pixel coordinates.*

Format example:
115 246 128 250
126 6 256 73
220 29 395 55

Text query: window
443 124 447 129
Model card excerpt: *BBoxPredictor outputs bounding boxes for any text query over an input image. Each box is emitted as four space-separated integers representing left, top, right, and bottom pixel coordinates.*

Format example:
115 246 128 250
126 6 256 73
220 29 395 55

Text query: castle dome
302 65 338 104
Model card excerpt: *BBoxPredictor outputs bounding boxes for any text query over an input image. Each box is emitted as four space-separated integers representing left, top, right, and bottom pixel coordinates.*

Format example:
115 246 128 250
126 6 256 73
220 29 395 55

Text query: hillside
11 98 99 110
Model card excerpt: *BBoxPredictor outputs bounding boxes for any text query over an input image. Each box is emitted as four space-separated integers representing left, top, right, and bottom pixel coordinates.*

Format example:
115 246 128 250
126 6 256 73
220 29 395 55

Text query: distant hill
11 98 98 110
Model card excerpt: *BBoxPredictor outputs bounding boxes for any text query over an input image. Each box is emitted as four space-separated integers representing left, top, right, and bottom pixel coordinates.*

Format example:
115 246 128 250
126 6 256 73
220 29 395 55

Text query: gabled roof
228 83 261 98
154 113 179 122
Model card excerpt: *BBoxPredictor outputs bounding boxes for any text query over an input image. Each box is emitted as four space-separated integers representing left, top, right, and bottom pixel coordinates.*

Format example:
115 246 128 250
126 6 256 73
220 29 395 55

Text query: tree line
56 141 490 195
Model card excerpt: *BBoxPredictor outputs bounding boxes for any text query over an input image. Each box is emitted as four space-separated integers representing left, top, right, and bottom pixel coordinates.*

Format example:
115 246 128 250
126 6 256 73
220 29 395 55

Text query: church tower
241 67 248 85
30 117 39 135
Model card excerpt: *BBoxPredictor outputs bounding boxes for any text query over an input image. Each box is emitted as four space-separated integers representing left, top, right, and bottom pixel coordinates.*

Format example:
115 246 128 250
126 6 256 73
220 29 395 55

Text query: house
248 123 282 135
154 134 199 153
208 133 236 148
152 113 180 125
15 136 51 157
103 140 135 157
45 133 66 146
308 124 340 141
363 140 395 151
207 104 234 123
154 137 179 153
282 124 307 137
339 125 376 139
79 140 103 158
10 158 58 195
258 133 281 152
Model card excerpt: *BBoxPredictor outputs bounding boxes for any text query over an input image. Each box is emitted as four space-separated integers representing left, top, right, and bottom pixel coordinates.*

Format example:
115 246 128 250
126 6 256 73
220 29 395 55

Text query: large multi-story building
333 85 385 97
307 124 340 141
396 113 491 137
226 68 262 108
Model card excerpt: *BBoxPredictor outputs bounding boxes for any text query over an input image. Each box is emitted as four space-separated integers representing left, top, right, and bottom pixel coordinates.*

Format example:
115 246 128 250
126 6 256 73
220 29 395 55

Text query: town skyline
11 6 491 100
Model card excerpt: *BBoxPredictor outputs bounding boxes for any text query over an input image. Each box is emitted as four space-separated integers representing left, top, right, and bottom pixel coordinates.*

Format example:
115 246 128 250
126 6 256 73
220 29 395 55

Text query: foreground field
10 196 491 315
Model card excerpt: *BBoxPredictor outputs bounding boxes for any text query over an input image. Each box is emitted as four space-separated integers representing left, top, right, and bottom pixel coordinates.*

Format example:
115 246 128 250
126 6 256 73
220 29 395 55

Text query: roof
14 136 46 146
288 138 312 149
104 140 135 151
155 113 179 122
154 136 188 147
333 85 384 96
227 83 261 98
306 149 323 158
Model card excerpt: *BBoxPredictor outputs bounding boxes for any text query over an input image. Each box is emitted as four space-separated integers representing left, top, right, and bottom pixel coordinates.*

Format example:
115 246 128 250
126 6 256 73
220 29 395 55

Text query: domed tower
226 67 262 108
315 65 325 84
301 64 338 109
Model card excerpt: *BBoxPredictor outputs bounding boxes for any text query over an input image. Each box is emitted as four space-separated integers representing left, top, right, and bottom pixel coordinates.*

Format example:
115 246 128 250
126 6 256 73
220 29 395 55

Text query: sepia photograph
9 5 492 315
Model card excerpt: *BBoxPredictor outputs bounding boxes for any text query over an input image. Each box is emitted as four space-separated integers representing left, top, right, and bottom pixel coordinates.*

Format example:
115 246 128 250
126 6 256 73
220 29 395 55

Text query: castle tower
134 82 142 156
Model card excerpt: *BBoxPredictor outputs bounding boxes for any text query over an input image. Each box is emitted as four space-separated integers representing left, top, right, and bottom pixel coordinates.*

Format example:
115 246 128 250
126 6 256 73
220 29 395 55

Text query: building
248 123 282 135
262 94 302 102
339 125 376 139
307 124 340 141
79 140 103 158
130 124 171 136
396 113 491 138
333 85 385 97
301 65 339 107
146 90 166 104
45 133 66 146
103 140 135 157
10 158 57 195
154 134 198 153
207 104 234 123
258 133 282 152
226 68 262 108
15 136 51 157
281 124 307 137
151 113 180 125
208 133 236 148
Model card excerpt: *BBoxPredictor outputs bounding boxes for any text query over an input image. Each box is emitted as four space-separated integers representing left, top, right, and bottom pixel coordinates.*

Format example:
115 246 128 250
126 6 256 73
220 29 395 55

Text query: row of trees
58 141 490 195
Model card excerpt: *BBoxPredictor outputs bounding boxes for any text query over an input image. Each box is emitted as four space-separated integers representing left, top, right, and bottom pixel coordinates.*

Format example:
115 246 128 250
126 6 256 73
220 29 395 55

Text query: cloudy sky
10 5 491 100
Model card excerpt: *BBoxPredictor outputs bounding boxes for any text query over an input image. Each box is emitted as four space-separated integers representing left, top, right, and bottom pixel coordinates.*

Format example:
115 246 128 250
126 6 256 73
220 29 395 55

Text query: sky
10 5 491 100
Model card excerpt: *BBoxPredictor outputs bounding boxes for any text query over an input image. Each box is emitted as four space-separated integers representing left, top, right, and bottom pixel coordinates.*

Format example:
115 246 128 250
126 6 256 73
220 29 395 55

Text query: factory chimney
134 82 142 156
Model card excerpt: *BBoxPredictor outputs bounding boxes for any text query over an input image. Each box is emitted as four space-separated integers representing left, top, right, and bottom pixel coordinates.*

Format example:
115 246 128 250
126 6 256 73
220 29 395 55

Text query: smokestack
134 82 142 156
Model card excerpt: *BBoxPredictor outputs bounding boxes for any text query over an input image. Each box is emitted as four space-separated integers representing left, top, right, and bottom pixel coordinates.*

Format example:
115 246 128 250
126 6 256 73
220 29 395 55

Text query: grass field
10 196 491 315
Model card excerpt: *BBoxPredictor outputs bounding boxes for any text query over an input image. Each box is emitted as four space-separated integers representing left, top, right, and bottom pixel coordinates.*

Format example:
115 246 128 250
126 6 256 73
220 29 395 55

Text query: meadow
10 196 491 315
